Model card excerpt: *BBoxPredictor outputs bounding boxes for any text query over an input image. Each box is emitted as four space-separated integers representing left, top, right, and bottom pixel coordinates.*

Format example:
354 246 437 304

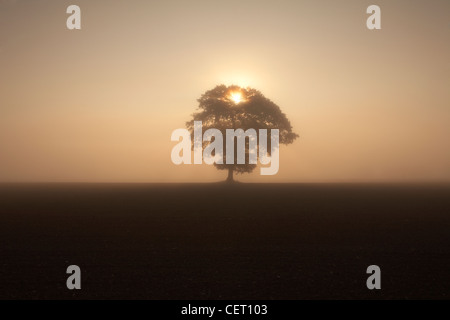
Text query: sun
230 91 243 104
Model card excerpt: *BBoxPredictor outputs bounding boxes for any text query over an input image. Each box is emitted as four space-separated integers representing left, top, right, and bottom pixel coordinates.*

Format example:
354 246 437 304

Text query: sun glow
230 92 243 104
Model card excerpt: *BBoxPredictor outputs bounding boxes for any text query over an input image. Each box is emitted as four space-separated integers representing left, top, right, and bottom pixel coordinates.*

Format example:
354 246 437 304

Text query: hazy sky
0 0 449 182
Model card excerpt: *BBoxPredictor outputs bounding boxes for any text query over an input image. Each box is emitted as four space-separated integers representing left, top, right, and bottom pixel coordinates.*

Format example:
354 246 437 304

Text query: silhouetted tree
187 84 298 182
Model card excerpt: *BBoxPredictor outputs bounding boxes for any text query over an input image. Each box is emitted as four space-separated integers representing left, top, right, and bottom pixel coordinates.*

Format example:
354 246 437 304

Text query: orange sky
0 0 449 182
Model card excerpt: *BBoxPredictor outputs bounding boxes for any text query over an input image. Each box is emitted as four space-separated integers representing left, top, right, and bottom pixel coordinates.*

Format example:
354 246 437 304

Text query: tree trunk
226 168 234 183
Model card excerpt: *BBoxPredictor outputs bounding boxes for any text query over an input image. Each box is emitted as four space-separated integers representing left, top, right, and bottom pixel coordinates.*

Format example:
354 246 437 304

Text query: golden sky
0 0 449 182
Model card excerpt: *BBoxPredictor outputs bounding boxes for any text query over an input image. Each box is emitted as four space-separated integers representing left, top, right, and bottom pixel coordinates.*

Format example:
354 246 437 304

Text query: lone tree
187 84 298 182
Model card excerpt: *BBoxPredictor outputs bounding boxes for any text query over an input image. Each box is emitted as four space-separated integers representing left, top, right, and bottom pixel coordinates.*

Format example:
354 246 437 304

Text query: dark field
0 183 449 299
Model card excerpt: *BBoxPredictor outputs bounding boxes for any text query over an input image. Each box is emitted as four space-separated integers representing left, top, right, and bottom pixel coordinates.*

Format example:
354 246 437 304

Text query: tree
186 84 298 182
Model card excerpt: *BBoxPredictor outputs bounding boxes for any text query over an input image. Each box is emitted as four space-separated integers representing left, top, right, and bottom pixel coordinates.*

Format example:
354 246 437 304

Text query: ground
0 183 449 299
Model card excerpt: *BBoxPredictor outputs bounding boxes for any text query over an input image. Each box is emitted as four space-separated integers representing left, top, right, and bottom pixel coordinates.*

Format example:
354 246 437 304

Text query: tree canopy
186 84 298 181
